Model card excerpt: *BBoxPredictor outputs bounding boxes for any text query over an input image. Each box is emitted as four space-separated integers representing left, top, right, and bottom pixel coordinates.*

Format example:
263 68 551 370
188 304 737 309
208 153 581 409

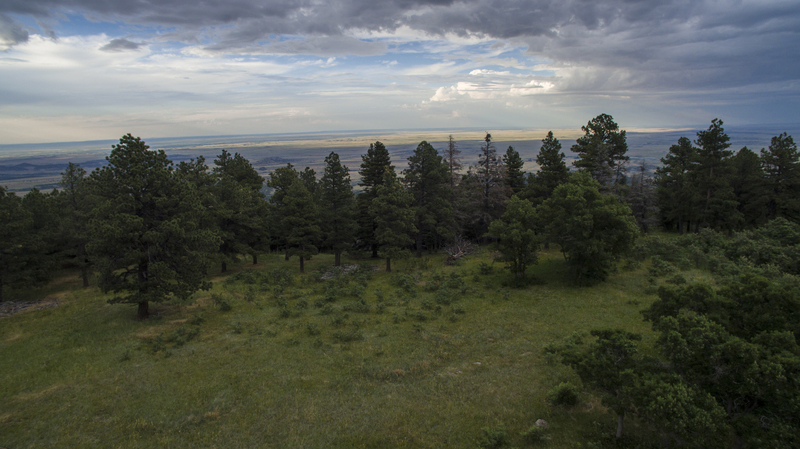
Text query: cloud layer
1 1 798 143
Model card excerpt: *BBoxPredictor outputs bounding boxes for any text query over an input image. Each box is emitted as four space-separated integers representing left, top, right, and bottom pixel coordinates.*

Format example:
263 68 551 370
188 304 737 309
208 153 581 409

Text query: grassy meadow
0 247 699 448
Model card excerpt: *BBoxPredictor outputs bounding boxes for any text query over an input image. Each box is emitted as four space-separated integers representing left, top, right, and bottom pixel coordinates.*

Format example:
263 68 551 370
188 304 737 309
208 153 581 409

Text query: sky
1 0 799 144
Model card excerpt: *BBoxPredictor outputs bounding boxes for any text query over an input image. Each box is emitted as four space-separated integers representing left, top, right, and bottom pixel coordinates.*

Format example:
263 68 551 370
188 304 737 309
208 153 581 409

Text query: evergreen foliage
571 113 629 189
694 118 741 230
212 150 269 271
0 187 51 302
761 132 800 221
320 152 356 266
369 169 416 272
357 141 393 257
87 134 221 319
502 145 525 194
656 137 699 233
283 178 322 273
403 141 454 257
486 195 539 279
522 131 568 206
58 163 94 287
538 172 639 283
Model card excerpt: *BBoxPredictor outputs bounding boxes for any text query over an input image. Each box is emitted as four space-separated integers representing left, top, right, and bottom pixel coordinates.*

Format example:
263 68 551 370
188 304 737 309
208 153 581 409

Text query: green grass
1 248 668 448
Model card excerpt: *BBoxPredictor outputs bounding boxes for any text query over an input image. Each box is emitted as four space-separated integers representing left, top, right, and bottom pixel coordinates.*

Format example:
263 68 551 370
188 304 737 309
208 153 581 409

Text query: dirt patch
0 297 59 318
3 332 23 343
13 384 62 402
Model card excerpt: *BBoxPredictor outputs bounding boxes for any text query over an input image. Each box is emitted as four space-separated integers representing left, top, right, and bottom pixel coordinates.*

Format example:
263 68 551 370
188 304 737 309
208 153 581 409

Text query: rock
534 419 549 428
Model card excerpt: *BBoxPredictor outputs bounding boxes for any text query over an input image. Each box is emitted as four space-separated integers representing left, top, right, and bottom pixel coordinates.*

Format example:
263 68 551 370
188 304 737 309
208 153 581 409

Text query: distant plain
2 126 798 193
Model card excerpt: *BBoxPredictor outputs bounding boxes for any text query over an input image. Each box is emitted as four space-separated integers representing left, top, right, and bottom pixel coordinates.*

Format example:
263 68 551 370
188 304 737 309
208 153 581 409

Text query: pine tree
522 131 569 206
503 145 525 194
370 169 416 272
655 137 699 234
694 119 741 231
761 133 800 221
320 152 356 266
212 150 268 271
403 141 455 257
0 187 50 302
87 134 220 319
538 172 639 283
729 147 767 229
58 163 94 287
627 160 659 233
443 134 462 190
266 163 300 260
464 133 508 239
486 195 539 279
283 178 322 273
357 141 393 257
571 114 629 190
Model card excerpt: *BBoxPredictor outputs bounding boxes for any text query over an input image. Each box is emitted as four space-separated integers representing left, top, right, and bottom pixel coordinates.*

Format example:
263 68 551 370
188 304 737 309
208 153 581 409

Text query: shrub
213 294 232 312
520 425 548 444
478 262 494 275
547 382 580 407
478 425 510 449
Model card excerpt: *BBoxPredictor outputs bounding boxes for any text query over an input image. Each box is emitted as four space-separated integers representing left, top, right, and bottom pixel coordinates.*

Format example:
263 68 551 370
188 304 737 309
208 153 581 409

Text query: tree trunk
137 301 149 320
371 243 379 259
416 232 423 258
285 250 290 261
335 251 341 267
81 265 89 288
616 414 624 439
386 257 391 272
252 253 258 265
221 261 227 273
299 256 305 273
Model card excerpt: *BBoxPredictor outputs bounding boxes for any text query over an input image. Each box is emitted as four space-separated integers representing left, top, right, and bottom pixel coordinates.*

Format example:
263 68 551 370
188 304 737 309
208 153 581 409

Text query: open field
0 246 703 448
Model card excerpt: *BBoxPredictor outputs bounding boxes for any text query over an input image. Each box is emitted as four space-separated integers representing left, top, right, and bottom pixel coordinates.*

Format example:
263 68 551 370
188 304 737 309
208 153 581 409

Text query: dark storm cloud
0 13 29 49
4 0 799 92
100 37 142 52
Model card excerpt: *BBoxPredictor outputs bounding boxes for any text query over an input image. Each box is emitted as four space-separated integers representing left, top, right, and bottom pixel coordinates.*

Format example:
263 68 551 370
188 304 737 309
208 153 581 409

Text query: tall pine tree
88 134 220 319
357 141 393 257
403 141 454 257
370 169 416 272
761 133 800 221
320 152 356 266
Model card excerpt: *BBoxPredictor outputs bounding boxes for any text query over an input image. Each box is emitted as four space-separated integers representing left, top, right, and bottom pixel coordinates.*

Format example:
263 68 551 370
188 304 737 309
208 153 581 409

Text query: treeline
1 115 797 317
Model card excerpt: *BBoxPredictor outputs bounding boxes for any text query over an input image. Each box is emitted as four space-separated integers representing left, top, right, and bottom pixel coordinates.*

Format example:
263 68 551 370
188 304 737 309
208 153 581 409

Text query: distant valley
1 125 797 193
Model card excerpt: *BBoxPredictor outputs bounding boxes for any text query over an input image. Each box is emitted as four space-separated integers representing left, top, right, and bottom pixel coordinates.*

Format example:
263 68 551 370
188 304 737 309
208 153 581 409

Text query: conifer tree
87 134 220 319
486 195 539 279
694 119 741 231
571 113 629 190
212 150 268 271
58 163 94 287
357 141 393 257
538 172 639 283
403 141 454 257
267 163 300 259
463 133 508 239
443 134 462 190
761 132 800 221
627 160 659 233
503 145 525 194
320 152 356 266
729 147 767 229
370 169 416 272
655 137 699 233
522 131 569 206
0 187 50 302
283 178 322 273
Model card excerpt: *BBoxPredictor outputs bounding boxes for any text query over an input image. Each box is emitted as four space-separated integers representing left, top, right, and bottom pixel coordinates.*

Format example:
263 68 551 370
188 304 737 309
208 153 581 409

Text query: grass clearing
1 248 667 448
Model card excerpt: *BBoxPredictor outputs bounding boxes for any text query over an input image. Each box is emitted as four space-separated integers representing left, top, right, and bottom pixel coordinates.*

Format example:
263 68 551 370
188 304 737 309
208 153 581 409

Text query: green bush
547 382 580 407
520 425 548 444
478 425 510 449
